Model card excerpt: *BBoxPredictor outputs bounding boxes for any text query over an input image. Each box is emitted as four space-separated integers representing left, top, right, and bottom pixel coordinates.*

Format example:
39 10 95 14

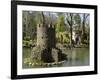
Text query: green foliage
35 12 44 24
56 15 65 32
56 32 70 44
65 13 74 26
74 14 81 25
73 14 81 31
24 36 30 41
23 32 36 47
23 40 32 47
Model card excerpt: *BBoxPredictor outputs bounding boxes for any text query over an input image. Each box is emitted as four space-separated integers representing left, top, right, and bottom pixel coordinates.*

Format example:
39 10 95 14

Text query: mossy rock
31 46 54 63
31 46 67 65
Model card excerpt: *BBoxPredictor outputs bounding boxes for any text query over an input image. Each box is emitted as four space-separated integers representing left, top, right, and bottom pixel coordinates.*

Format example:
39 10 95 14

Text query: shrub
56 31 70 44
23 40 33 47
24 36 30 41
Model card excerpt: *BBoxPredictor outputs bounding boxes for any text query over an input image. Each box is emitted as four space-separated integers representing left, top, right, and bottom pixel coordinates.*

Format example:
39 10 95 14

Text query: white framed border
17 5 95 75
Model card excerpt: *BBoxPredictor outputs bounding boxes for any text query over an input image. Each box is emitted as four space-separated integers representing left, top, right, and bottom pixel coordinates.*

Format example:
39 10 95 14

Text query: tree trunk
25 12 29 37
70 13 73 47
82 14 86 43
82 14 85 36
41 12 45 24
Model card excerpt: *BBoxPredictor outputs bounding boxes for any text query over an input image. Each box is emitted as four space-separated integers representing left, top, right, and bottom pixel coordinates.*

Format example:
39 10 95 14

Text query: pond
22 47 89 68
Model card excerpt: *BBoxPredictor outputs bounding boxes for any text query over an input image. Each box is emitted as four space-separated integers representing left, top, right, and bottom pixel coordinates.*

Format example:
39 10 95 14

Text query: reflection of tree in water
67 48 89 66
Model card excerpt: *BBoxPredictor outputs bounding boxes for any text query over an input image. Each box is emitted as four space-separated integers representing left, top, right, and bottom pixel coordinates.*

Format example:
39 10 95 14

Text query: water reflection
62 48 89 67
70 49 77 65
23 48 89 68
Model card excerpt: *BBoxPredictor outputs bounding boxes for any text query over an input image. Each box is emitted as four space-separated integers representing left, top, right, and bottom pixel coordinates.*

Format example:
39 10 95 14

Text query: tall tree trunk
41 12 45 24
70 13 73 47
30 18 33 39
82 14 85 36
25 12 29 37
82 14 86 43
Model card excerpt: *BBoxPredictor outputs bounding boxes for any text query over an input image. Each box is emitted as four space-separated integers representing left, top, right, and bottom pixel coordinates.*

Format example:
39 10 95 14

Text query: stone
31 24 67 64
51 48 59 62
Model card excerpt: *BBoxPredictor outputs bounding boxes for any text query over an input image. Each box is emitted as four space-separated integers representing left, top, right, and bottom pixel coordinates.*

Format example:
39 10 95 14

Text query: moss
23 40 33 47
23 57 66 67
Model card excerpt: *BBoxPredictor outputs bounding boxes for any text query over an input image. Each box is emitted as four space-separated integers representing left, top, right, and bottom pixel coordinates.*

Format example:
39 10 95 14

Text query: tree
65 13 74 47
55 13 66 43
56 14 65 32
34 12 45 24
74 14 81 31
81 13 89 43
23 11 38 40
22 11 29 37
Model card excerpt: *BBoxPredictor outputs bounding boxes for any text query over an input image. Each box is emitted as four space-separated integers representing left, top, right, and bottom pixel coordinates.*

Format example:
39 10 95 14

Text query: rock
51 48 59 62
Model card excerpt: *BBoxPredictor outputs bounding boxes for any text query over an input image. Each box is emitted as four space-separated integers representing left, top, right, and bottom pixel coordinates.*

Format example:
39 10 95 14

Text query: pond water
23 47 89 68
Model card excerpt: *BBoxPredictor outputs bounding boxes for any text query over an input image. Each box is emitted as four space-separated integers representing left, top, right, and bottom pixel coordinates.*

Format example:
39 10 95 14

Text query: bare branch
85 14 89 19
